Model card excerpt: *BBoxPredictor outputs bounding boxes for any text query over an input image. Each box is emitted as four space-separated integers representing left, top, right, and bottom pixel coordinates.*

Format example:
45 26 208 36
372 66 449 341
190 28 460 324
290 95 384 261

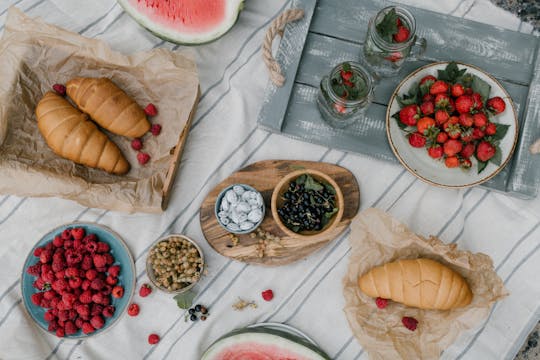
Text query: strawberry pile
392 62 510 173
26 227 124 337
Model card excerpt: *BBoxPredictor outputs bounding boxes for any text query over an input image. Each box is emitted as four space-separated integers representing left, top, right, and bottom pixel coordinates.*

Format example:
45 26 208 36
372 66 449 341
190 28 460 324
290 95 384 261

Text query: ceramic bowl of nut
146 234 204 294
214 184 265 234
271 169 344 239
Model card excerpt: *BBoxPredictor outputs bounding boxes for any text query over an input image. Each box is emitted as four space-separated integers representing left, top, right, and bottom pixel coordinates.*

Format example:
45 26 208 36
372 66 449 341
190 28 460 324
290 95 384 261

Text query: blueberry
194 304 202 312
190 314 198 321
188 308 195 315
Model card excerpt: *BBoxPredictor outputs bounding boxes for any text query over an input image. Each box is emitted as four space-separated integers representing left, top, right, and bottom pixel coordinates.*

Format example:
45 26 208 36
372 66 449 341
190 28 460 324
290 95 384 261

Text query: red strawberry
416 117 436 134
128 303 140 316
340 70 353 81
443 139 463 157
445 156 460 168
455 95 474 114
428 145 443 159
458 113 474 128
262 289 274 301
384 52 403 63
477 141 496 162
487 96 506 114
82 322 95 335
375 297 388 309
419 75 437 87
422 93 434 103
144 103 158 116
451 83 465 97
436 132 448 144
472 92 483 110
52 84 66 96
137 152 151 165
139 284 152 297
393 25 410 43
473 113 488 128
434 110 449 125
485 122 497 135
460 128 474 143
148 334 160 345
398 104 420 126
434 93 450 109
150 124 162 136
408 132 426 148
420 101 434 116
429 80 449 95
460 158 472 169
472 127 485 140
402 316 418 331
131 138 143 151
444 121 461 139
112 286 124 299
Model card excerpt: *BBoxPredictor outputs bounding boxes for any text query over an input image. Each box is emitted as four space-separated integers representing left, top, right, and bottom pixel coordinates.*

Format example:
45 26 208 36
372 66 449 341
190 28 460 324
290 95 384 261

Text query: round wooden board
199 160 360 266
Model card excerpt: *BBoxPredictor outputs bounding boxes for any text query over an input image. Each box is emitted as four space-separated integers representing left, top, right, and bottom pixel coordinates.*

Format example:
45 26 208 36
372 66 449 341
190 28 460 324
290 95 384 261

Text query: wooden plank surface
199 160 360 266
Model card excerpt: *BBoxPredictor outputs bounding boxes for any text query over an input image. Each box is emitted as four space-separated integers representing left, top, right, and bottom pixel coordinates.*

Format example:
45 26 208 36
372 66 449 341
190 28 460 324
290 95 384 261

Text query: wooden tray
258 0 540 199
199 160 360 266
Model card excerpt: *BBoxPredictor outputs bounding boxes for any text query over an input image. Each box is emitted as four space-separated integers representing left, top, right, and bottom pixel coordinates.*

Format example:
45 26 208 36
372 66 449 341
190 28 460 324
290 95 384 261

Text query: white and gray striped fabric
0 0 538 359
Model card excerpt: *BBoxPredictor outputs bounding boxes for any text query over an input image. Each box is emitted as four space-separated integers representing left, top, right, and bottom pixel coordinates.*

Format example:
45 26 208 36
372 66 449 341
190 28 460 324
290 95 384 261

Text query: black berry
190 314 197 322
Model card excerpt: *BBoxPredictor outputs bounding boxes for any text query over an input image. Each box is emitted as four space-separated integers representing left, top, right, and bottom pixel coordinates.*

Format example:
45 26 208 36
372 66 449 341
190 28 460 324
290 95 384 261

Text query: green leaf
419 82 431 97
456 73 473 88
471 75 491 103
304 175 324 192
437 62 465 83
477 160 488 174
324 183 336 195
493 123 510 141
397 92 418 107
342 62 351 72
376 8 398 42
174 290 196 310
393 112 407 130
295 174 307 185
491 146 502 166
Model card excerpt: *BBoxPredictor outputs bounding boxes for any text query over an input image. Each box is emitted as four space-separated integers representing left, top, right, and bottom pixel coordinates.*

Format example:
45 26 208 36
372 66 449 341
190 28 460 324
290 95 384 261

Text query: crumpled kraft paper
0 8 199 213
343 208 508 359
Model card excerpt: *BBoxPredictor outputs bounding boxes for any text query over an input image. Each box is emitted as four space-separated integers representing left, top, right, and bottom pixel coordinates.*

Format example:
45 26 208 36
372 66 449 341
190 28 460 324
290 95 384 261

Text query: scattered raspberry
128 303 140 317
108 265 120 277
131 138 143 151
148 334 160 345
52 84 66 96
150 124 161 136
402 316 418 331
137 152 151 165
139 284 152 297
112 286 124 299
261 289 274 302
375 297 388 309
144 103 158 116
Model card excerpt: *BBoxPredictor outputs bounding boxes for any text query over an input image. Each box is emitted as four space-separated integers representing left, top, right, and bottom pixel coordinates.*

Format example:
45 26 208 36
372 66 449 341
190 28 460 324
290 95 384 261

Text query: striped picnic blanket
0 0 537 359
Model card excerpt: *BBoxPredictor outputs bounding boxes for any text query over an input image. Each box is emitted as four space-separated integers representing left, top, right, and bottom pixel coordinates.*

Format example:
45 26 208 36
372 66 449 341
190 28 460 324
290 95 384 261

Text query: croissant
36 91 130 175
66 77 150 138
358 258 472 310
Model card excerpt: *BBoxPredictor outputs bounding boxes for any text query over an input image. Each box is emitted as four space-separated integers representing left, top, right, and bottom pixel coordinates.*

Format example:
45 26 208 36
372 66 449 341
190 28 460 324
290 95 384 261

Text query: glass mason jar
363 6 427 77
317 62 374 128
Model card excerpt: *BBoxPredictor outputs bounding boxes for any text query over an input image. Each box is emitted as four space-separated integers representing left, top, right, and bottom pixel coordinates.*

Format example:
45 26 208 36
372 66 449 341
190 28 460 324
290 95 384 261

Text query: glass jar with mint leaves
317 61 374 128
363 6 427 77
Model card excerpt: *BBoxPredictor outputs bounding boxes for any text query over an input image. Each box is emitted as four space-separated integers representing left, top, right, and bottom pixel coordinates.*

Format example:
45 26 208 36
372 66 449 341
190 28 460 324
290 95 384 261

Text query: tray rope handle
262 8 305 87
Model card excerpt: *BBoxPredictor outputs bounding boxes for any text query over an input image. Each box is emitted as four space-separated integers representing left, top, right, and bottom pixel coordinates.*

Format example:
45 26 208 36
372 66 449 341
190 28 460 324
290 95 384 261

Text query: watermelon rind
116 0 244 45
201 326 331 360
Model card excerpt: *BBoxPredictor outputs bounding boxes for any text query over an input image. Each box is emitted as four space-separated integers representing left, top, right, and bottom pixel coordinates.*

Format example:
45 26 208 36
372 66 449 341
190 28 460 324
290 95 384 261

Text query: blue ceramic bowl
214 183 265 234
21 222 135 339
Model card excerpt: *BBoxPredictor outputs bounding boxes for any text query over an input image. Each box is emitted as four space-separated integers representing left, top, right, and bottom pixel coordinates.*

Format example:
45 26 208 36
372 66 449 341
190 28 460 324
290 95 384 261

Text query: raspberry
40 250 52 264
139 284 152 297
63 240 73 249
56 301 69 311
144 103 158 116
65 321 78 335
91 304 104 317
49 297 61 309
150 124 161 136
81 279 91 291
85 269 98 281
131 138 143 151
83 234 98 243
104 253 114 265
137 152 151 165
40 298 51 308
127 303 140 317
100 296 111 306
76 304 90 318
108 265 120 277
402 316 418 331
69 277 82 289
54 269 65 280
261 289 274 301
33 247 44 257
82 322 95 335
43 290 56 300
52 279 68 293
106 275 118 286
58 310 69 322
42 270 55 283
56 328 65 338
90 315 105 330
73 238 83 250
79 290 93 304
75 317 84 329
62 293 77 306
71 228 85 240
68 309 77 320
44 309 56 322
52 84 66 96
84 241 97 253
112 286 124 299
52 261 66 273
101 285 113 296
91 278 105 291
91 292 105 305
61 229 72 240
148 334 160 345
96 242 110 253
32 278 46 290
93 254 107 268
102 305 115 318
65 251 82 266
96 266 107 273
52 236 64 248
375 297 388 309
81 255 93 270
27 263 42 276
48 320 58 331
65 267 79 278
58 319 65 328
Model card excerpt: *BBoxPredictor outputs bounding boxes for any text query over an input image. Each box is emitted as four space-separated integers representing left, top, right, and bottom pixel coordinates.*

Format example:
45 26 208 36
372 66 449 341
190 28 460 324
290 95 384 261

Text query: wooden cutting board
199 160 360 266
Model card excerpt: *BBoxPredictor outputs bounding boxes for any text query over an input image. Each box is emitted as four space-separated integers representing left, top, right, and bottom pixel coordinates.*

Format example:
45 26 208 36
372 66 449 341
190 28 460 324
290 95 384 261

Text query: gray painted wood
257 0 540 198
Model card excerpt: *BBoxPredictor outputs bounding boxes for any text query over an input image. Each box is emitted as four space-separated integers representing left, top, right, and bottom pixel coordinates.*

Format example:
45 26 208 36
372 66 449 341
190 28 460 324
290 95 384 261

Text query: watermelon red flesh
128 0 226 34
213 342 313 360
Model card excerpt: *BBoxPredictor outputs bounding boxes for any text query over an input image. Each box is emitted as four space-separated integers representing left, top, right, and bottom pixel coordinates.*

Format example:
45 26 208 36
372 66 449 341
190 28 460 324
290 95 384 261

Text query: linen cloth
0 0 538 359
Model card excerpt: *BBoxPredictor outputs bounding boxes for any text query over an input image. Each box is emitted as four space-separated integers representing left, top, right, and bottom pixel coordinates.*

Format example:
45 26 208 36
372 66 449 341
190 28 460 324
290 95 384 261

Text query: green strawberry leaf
437 62 467 83
477 159 488 174
491 146 503 166
376 8 398 42
304 175 324 192
419 82 431 97
456 73 473 88
493 123 510 141
471 75 491 102
392 111 407 130
342 62 351 72
397 84 420 107
174 290 196 310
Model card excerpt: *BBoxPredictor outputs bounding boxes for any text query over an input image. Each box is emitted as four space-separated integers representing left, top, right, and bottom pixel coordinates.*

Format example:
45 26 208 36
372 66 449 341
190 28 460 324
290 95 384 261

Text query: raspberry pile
26 227 124 337
393 62 509 173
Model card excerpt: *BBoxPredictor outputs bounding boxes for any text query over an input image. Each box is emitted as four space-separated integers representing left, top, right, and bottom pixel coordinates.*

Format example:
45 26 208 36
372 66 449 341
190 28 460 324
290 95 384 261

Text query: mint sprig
376 8 398 43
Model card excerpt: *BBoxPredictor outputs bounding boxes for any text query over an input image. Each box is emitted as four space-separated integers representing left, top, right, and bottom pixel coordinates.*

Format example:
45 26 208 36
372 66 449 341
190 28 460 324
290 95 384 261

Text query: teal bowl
21 222 135 339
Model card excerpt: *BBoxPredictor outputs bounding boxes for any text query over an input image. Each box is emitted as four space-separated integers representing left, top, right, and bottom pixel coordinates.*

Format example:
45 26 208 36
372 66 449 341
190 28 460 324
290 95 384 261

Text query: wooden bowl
271 169 344 239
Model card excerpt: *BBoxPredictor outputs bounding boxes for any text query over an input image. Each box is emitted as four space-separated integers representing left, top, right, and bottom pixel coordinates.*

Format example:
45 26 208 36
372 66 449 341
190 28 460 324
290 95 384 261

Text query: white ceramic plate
386 62 518 188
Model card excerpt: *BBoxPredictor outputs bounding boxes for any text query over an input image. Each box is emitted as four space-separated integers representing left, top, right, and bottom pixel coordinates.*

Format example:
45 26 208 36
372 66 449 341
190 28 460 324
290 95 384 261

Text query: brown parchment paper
0 8 199 213
343 208 508 359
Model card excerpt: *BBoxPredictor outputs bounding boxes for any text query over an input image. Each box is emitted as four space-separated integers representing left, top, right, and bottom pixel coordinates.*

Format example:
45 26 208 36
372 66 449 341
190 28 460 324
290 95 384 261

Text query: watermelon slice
202 327 331 360
117 0 244 45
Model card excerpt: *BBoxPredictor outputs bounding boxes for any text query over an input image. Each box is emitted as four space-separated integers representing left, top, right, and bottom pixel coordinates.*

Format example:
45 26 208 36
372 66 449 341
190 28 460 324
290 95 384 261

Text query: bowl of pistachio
145 234 204 294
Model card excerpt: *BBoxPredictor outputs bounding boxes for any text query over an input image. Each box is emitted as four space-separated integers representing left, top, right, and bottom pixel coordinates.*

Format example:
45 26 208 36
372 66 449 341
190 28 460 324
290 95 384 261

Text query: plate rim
20 221 136 340
385 61 519 189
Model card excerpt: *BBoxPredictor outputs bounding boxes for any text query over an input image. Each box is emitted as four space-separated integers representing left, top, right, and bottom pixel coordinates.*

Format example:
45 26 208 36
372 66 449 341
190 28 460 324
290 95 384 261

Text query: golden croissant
36 91 130 175
66 77 150 138
358 258 472 310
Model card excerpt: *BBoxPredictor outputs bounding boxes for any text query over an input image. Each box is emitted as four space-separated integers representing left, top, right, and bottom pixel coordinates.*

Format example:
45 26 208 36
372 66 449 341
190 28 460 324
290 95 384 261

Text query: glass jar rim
370 6 417 50
325 62 373 105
